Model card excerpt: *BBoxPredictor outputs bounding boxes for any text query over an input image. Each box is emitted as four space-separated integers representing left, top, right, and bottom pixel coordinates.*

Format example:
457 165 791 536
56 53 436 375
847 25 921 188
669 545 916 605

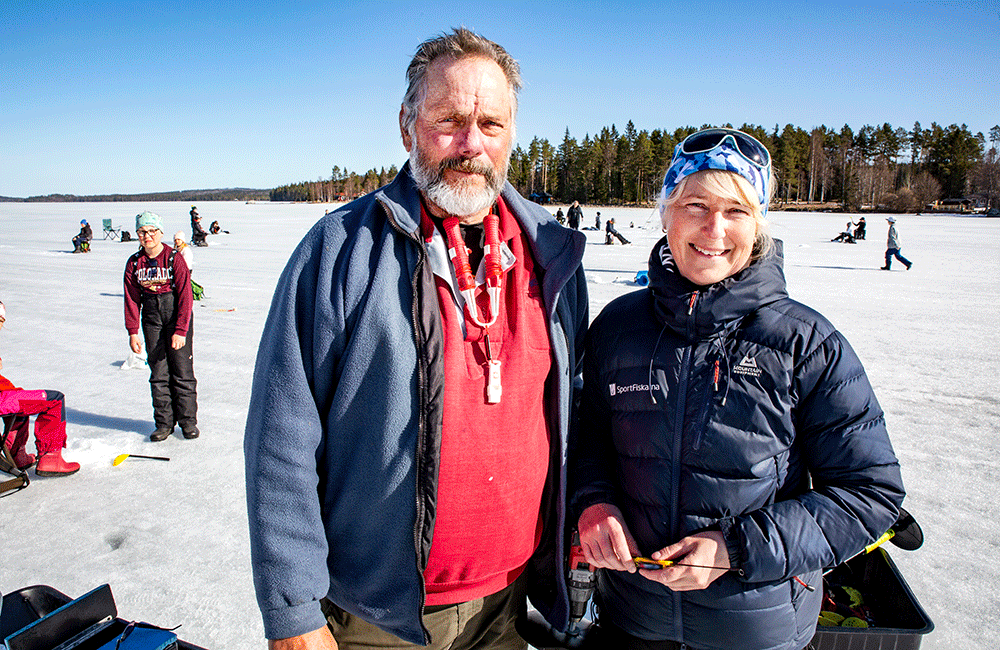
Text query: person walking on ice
881 216 912 270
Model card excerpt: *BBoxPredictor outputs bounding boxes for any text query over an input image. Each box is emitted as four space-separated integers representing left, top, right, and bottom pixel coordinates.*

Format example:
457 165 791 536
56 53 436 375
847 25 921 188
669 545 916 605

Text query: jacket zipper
671 345 692 641
685 291 707 454
690 356 721 452
381 199 432 644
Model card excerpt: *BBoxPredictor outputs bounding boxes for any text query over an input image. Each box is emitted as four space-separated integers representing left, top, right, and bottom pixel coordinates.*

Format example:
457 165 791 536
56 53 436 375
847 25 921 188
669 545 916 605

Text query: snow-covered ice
1 201 997 649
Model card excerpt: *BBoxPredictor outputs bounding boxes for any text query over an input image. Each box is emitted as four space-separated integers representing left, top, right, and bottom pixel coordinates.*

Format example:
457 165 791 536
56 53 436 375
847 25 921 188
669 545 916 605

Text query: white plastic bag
121 349 148 370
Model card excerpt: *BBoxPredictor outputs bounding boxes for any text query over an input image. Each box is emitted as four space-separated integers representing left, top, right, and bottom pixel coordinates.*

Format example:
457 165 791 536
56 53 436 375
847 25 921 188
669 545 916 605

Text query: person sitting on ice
853 216 866 240
605 217 631 245
0 301 80 477
831 220 856 243
72 219 93 253
209 220 222 235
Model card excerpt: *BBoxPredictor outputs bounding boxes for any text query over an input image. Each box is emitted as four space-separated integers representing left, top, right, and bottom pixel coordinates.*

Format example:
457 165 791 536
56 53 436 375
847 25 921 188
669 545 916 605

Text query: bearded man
245 28 588 650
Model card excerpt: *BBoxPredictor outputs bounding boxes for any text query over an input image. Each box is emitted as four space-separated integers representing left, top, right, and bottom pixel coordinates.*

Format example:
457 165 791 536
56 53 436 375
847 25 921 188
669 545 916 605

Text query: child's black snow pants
140 292 198 431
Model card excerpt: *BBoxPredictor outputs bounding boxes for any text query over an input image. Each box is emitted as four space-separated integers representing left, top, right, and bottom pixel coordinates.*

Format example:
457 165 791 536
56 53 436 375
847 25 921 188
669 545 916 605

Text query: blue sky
2 0 997 197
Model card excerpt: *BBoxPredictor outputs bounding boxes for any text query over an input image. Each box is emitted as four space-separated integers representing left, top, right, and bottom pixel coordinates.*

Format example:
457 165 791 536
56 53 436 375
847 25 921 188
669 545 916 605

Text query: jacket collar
647 237 788 340
375 161 586 277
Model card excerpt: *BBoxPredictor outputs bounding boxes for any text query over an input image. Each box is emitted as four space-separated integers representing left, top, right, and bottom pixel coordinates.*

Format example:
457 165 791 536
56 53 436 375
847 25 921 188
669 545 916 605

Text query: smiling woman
661 171 761 286
569 128 905 650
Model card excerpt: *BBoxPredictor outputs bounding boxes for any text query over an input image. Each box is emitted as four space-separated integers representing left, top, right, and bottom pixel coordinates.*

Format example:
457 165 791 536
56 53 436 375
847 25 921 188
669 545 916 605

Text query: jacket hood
647 237 788 340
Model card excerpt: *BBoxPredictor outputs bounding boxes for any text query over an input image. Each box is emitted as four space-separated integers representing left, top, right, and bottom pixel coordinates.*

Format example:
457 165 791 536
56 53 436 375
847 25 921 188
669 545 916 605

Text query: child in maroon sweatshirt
123 211 199 441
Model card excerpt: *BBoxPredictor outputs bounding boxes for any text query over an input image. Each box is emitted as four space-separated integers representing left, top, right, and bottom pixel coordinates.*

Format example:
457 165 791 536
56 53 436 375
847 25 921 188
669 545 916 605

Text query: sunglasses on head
680 128 770 169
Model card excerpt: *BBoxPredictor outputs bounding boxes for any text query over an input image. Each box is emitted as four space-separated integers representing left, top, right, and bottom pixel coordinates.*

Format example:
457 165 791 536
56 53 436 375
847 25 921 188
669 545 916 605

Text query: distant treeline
0 188 269 203
270 165 399 202
508 121 1000 211
273 121 1000 212
11 121 997 210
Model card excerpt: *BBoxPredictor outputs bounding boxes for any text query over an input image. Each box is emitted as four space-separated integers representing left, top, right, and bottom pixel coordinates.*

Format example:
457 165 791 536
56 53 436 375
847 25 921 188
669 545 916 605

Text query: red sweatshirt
421 199 553 606
123 244 193 336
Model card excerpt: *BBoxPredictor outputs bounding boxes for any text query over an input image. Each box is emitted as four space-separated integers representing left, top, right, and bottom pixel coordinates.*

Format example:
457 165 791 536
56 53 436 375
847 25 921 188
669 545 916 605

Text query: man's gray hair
401 27 522 141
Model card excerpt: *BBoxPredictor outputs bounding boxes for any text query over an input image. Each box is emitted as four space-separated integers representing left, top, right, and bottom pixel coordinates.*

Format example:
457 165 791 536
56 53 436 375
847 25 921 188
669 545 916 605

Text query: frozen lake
1 201 998 649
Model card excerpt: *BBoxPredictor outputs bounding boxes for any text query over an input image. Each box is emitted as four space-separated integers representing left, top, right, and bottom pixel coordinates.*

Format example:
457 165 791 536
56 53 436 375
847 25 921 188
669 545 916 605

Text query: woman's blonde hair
659 169 775 261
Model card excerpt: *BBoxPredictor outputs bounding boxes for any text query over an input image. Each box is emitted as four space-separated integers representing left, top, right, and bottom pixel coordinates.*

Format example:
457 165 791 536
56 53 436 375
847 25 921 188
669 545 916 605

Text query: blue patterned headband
660 129 771 215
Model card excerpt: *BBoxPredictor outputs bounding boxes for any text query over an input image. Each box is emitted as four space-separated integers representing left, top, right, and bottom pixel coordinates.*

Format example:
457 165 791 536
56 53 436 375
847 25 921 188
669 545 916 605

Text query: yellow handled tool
113 453 170 466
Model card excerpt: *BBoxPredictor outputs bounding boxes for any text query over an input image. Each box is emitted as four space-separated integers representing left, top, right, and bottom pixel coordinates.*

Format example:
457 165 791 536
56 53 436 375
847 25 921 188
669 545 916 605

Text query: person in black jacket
569 129 904 650
567 200 583 229
190 206 208 246
72 219 93 253
604 217 630 245
853 216 866 240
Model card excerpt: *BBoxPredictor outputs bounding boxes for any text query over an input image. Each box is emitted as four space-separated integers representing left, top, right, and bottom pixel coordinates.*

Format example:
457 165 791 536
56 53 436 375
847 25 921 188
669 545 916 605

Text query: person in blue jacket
245 28 587 650
569 128 904 650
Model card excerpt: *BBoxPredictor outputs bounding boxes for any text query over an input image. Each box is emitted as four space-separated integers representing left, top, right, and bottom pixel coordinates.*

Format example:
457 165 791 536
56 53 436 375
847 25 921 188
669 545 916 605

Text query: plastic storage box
1 585 205 650
810 547 934 650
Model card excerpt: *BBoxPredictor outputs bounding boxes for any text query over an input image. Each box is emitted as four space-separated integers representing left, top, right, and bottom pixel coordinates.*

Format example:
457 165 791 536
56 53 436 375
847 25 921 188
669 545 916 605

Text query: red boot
3 439 35 470
35 450 80 477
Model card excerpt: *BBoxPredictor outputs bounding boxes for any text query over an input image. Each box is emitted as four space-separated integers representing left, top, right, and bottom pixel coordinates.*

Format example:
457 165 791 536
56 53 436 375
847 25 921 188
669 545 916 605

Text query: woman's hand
638 530 731 590
129 334 143 354
578 503 639 573
171 334 185 350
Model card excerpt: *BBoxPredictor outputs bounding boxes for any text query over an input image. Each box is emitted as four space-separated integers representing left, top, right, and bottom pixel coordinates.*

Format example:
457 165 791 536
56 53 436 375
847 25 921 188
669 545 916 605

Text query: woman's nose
703 211 726 238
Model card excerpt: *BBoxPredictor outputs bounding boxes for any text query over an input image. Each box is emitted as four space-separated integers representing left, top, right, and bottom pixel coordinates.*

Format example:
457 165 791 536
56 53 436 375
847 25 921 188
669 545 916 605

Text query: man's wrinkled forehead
418 55 516 120
425 58 508 108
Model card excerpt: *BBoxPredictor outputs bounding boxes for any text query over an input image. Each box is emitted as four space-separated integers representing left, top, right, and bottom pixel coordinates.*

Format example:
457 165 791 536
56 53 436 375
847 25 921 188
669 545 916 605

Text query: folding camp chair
102 218 122 240
1 415 30 497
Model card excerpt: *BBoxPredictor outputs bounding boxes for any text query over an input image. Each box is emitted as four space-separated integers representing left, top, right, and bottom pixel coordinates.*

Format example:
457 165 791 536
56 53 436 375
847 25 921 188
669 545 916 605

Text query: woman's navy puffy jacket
569 239 904 650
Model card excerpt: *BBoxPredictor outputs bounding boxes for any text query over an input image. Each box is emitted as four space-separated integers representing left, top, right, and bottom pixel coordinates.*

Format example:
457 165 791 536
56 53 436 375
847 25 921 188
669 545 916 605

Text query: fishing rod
113 453 170 466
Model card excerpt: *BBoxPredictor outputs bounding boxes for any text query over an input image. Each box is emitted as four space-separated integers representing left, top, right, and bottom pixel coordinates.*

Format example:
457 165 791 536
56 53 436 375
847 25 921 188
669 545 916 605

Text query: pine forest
273 122 1000 212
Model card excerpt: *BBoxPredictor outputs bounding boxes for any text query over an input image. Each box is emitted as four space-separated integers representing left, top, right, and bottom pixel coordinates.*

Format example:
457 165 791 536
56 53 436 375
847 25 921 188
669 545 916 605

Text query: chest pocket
688 342 796 475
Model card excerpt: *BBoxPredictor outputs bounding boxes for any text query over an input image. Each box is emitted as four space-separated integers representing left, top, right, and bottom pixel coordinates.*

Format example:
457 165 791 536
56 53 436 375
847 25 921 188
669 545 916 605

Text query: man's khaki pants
321 574 528 650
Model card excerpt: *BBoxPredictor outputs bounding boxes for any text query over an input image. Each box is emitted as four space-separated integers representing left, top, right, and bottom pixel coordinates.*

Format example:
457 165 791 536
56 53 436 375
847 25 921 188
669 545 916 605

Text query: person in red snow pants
0 301 80 476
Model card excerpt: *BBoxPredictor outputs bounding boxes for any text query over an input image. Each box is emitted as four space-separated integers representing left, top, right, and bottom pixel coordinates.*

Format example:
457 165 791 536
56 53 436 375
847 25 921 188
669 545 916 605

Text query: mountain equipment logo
733 355 762 378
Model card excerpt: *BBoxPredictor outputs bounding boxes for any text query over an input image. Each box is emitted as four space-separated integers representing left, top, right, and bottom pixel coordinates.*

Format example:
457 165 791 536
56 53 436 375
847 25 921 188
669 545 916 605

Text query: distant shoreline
544 200 994 216
1 194 993 217
0 188 269 203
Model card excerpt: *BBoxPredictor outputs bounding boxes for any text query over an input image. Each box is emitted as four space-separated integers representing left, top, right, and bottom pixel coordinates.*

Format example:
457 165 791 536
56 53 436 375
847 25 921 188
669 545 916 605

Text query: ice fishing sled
0 584 207 650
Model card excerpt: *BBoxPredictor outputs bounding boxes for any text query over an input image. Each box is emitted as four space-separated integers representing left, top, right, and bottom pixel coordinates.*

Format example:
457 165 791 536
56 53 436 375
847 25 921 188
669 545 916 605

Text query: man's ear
400 106 412 152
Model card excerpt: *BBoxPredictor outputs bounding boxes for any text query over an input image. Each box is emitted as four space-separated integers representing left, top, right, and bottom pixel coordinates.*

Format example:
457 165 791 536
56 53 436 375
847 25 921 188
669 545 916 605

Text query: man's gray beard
409 147 508 218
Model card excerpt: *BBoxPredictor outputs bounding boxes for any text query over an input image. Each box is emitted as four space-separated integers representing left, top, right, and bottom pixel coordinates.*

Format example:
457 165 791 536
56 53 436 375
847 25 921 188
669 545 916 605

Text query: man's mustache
438 157 496 181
